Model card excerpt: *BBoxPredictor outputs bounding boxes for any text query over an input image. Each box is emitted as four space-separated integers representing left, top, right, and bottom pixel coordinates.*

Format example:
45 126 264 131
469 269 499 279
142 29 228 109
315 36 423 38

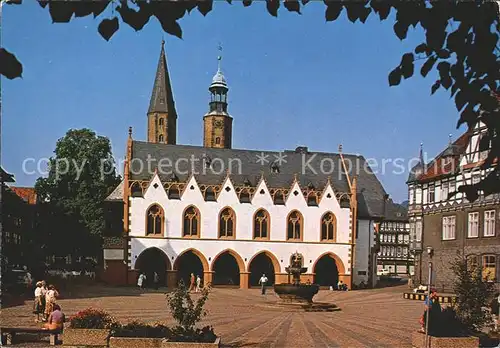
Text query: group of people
189 273 203 292
33 281 65 330
137 272 164 290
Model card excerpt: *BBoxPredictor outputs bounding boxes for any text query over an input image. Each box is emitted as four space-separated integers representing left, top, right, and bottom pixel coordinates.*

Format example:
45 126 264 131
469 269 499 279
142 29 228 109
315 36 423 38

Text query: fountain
273 252 339 312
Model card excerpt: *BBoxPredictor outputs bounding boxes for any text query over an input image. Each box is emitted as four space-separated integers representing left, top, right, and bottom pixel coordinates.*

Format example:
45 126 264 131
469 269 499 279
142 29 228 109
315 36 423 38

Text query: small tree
166 281 216 342
451 255 495 333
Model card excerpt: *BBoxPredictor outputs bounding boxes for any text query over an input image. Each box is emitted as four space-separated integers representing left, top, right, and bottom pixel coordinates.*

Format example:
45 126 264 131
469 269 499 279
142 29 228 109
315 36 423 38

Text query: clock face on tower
214 120 224 129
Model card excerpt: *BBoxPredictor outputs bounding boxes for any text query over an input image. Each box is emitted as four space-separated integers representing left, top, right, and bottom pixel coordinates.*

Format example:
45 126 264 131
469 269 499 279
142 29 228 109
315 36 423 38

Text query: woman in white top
44 285 59 319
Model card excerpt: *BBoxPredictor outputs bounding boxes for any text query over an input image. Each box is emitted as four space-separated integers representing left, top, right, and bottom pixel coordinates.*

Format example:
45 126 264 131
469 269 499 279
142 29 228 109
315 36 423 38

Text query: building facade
408 126 500 292
102 43 390 289
377 200 413 276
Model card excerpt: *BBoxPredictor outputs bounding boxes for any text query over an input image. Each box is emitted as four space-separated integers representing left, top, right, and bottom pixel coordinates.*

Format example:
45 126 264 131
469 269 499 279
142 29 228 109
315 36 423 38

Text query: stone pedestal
239 272 250 289
166 270 178 288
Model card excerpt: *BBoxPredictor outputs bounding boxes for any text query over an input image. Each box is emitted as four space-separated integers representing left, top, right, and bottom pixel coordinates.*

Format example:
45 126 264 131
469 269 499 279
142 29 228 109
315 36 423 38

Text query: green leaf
400 53 414 79
431 80 440 95
266 0 280 17
0 48 23 79
388 67 402 86
420 56 437 78
49 2 75 23
197 0 213 16
284 0 301 14
98 17 119 41
415 43 428 54
437 61 451 89
393 21 409 40
117 3 150 32
325 2 343 22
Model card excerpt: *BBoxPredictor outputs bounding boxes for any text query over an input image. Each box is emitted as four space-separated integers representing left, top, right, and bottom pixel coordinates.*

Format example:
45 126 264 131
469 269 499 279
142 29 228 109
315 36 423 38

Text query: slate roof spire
148 40 176 116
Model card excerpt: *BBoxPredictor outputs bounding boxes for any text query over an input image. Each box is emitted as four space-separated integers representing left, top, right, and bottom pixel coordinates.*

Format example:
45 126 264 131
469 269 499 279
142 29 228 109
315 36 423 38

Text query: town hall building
102 42 390 290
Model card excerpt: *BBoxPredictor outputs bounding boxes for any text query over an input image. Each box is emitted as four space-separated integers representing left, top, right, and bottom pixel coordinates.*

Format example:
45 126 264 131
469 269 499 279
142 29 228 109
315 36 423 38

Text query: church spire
148 40 176 115
147 40 177 144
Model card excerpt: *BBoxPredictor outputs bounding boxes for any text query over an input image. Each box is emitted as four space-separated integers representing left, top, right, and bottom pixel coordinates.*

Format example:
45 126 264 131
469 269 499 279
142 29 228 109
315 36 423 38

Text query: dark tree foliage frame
1 0 499 201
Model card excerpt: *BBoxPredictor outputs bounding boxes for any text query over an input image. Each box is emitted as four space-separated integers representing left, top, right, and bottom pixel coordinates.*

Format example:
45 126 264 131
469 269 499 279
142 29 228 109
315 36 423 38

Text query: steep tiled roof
126 141 388 218
9 186 37 204
384 199 408 222
148 41 176 116
105 180 124 202
418 132 470 182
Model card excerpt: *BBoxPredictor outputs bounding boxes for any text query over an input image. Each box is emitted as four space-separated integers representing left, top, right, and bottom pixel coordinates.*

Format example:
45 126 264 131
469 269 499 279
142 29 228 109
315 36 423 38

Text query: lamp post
424 246 433 348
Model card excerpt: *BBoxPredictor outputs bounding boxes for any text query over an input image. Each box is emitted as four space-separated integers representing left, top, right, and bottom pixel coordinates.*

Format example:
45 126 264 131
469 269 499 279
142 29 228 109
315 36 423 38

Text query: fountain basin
274 283 319 304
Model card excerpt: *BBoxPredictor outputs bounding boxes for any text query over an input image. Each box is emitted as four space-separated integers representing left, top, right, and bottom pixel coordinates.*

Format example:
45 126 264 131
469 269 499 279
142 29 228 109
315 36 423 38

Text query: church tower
147 40 177 144
203 52 233 149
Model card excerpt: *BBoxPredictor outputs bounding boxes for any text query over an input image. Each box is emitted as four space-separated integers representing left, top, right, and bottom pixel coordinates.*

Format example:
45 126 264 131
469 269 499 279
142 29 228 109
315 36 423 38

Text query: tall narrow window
159 118 164 126
428 186 435 203
441 182 449 201
321 212 336 241
482 255 497 281
484 210 496 237
146 204 164 235
468 212 479 238
215 137 221 145
254 209 270 239
416 219 422 242
158 134 164 142
287 211 303 241
183 206 200 237
219 208 235 238
442 216 456 240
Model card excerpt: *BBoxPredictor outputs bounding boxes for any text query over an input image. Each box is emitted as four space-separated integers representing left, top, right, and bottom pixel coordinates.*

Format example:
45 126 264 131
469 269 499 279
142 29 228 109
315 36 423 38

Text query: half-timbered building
408 125 500 291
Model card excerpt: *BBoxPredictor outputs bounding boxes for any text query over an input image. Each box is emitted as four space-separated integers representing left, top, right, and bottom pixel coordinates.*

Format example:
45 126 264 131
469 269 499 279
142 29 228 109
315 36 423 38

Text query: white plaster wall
128 173 354 275
129 174 351 243
353 219 372 284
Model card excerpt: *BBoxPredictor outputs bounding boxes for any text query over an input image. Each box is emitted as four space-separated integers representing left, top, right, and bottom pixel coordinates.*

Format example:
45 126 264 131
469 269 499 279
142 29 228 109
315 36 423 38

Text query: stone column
166 270 178 288
239 272 250 289
204 271 214 287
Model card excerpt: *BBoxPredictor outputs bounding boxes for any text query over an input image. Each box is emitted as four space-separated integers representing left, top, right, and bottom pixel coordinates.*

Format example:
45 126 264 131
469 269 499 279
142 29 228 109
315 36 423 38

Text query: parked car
377 269 390 276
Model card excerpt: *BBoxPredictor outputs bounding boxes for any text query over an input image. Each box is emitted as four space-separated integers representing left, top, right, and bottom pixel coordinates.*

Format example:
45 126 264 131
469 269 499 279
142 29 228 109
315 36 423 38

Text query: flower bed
63 308 116 347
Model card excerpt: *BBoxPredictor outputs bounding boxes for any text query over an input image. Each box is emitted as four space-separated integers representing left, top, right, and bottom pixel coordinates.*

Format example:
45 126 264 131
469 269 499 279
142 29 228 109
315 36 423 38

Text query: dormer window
205 187 216 202
270 161 280 174
274 191 285 205
239 190 251 203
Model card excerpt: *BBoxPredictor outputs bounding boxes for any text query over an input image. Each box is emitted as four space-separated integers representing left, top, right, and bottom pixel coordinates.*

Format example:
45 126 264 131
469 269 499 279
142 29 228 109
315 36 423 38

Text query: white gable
217 176 240 205
143 173 168 202
181 175 204 202
252 178 273 206
285 181 307 207
318 183 340 210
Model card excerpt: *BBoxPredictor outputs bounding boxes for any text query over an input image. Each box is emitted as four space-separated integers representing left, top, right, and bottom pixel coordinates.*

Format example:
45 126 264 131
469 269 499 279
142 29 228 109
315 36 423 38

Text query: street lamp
424 246 433 348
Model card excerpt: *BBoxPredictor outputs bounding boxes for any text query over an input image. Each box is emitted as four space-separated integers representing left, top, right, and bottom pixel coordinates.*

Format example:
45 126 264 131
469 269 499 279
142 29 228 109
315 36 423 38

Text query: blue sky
3 1 464 203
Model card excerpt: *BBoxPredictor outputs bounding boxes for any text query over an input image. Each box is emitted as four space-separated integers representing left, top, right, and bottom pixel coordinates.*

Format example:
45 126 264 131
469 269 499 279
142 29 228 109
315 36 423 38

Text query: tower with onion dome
203 46 233 149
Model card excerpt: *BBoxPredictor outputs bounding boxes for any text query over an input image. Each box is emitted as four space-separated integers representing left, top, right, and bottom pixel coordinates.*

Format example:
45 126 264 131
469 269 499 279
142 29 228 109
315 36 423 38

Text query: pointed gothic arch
312 252 346 287
253 208 270 240
320 211 337 242
211 249 245 287
248 250 280 287
135 247 172 287
182 205 201 238
145 203 164 236
286 210 304 241
218 207 236 239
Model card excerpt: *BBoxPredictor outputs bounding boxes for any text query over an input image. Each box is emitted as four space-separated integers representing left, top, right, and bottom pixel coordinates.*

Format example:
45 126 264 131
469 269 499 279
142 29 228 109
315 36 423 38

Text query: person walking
189 273 196 292
137 273 146 290
259 274 268 295
195 275 202 293
153 272 160 290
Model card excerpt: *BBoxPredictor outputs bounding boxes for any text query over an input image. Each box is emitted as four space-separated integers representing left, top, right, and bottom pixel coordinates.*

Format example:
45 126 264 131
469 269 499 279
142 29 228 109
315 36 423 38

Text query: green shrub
110 321 171 338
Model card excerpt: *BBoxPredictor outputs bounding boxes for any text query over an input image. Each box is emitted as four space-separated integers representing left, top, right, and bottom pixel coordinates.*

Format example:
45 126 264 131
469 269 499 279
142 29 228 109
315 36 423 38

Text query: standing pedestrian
33 281 43 322
259 274 268 295
153 272 160 290
137 273 146 290
195 275 202 293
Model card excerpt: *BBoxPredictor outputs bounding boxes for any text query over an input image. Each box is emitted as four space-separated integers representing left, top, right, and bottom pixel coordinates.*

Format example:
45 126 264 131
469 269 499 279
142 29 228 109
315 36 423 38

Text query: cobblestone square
0 284 422 347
